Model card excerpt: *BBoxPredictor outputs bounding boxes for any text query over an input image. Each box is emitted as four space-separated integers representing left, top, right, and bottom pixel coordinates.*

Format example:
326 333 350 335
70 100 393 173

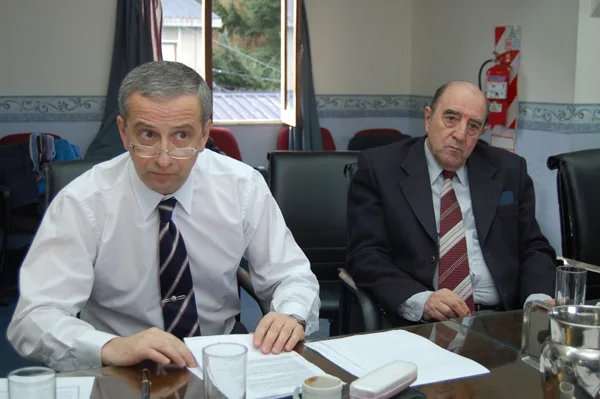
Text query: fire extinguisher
479 53 511 126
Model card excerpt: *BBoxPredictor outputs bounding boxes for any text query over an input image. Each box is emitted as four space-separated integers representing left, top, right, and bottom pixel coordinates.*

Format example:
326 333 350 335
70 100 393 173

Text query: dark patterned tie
158 198 201 338
438 170 475 313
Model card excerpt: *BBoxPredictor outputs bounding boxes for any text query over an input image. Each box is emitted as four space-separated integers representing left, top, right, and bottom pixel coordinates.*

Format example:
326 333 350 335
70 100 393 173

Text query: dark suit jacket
346 136 556 325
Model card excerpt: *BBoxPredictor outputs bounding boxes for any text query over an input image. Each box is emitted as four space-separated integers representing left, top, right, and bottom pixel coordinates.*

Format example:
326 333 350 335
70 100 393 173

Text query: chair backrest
347 129 410 151
276 127 336 151
320 128 336 151
354 128 403 137
0 133 61 146
268 151 359 280
44 159 109 205
547 149 600 299
210 127 243 161
277 127 291 150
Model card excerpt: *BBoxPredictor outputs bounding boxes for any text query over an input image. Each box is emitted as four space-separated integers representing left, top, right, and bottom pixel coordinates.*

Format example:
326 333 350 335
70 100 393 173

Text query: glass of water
203 343 247 399
555 265 587 306
8 367 56 399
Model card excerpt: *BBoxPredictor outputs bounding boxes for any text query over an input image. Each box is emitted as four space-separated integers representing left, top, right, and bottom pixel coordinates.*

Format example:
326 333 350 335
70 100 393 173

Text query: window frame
161 41 178 62
280 0 301 127
194 0 300 125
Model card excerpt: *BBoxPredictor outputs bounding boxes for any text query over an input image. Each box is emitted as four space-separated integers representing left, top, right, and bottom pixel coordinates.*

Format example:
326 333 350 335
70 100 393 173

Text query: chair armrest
338 268 381 332
0 185 10 275
237 266 271 316
557 256 600 274
0 185 10 213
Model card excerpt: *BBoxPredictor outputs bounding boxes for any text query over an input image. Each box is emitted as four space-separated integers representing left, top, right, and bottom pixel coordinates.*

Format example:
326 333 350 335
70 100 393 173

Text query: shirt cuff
75 329 119 369
398 291 434 322
275 301 318 335
523 293 553 308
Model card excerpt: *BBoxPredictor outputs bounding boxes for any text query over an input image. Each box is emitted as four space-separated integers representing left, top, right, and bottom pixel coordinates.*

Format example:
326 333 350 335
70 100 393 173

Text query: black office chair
44 159 107 205
347 129 410 151
267 151 359 336
0 185 10 305
0 141 43 306
44 160 270 316
547 150 600 300
337 162 386 334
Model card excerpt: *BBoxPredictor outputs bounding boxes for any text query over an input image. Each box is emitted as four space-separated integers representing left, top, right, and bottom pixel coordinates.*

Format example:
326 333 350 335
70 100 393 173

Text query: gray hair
118 61 213 127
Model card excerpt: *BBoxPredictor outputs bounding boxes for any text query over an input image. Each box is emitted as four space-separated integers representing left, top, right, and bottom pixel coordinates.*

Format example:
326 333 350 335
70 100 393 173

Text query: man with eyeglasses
346 81 556 327
8 61 320 372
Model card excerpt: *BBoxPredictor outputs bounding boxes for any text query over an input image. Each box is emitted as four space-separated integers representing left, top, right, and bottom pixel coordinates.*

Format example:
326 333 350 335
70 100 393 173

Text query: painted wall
574 0 600 103
410 0 579 103
307 0 413 95
0 0 115 96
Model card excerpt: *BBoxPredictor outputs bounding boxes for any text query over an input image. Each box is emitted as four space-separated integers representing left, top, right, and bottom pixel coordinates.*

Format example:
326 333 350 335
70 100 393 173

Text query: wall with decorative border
2 95 600 134
0 96 105 123
316 95 600 134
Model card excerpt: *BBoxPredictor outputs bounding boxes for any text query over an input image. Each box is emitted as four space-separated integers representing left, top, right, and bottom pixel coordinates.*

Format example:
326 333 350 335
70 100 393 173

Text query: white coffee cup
293 375 343 399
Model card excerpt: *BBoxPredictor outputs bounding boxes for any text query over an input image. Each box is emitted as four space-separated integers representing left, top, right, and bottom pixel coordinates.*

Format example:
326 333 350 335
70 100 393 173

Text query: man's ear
201 120 212 147
424 106 432 133
204 120 212 137
117 115 129 151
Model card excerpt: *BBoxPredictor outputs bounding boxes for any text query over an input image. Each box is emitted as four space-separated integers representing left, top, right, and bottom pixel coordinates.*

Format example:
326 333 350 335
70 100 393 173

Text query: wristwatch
288 314 306 331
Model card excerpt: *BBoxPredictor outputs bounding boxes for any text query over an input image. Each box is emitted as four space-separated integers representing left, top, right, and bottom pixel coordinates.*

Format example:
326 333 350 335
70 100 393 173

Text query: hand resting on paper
253 312 305 355
423 289 472 322
101 327 198 368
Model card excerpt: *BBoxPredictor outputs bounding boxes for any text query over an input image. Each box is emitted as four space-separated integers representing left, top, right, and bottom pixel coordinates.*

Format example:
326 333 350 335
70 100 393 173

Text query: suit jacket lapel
468 150 502 246
398 137 437 244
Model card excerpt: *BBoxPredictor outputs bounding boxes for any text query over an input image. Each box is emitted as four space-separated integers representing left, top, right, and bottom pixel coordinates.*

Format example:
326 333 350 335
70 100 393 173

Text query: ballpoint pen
142 368 151 399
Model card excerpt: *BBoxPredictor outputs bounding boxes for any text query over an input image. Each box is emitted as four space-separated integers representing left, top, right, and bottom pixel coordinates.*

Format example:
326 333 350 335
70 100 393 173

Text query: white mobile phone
349 360 418 399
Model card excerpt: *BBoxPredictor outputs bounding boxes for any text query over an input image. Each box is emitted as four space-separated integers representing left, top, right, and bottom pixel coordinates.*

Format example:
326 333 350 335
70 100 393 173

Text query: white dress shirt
399 140 550 321
8 150 320 371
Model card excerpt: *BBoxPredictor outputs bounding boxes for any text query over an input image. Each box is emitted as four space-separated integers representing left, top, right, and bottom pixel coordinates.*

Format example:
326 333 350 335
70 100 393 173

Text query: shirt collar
424 138 468 186
128 155 195 220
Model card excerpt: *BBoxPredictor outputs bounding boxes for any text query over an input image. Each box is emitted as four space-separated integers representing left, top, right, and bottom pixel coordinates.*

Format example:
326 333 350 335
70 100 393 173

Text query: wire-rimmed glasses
129 143 200 159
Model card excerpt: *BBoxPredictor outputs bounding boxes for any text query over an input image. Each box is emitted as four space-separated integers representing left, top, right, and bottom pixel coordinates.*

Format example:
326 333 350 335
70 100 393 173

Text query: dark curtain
86 0 162 160
289 2 322 151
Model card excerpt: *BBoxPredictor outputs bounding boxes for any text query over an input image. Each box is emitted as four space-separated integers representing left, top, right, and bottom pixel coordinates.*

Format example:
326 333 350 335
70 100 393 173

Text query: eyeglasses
129 143 200 159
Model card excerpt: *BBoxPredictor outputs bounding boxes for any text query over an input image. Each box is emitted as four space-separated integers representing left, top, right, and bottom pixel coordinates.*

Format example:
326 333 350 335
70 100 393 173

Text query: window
160 0 300 124
161 43 178 61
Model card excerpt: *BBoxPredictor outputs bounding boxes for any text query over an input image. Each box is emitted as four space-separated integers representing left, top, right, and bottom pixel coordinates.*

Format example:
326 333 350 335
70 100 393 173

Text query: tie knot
158 197 177 224
442 170 455 180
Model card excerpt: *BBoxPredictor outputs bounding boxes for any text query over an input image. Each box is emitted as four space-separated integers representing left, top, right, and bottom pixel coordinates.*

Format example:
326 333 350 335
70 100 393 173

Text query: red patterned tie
438 170 475 313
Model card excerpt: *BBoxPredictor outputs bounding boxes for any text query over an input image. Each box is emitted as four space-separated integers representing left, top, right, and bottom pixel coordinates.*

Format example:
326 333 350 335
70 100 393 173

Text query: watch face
486 82 507 99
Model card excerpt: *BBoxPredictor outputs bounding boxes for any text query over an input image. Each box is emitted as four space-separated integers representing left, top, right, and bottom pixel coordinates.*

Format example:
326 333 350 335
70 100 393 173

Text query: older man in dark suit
347 80 556 326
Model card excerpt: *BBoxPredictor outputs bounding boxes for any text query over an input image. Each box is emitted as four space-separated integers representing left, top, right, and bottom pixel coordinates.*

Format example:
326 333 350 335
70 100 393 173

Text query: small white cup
293 375 343 399
559 381 574 399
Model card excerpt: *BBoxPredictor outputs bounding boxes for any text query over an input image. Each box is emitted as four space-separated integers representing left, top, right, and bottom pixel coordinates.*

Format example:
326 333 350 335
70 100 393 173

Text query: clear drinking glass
203 343 247 399
8 367 56 399
555 265 587 306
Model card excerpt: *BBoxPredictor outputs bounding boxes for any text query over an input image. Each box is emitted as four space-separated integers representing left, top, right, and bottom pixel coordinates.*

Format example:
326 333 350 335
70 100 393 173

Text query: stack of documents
305 329 489 386
0 376 95 399
185 335 327 399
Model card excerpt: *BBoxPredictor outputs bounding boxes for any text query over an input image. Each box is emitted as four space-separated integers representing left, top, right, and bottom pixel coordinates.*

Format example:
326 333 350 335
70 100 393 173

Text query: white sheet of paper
0 376 95 399
185 334 327 399
305 329 489 386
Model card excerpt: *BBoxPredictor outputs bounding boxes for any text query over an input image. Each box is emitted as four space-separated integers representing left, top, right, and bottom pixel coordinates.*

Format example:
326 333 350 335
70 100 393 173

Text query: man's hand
253 312 305 354
101 327 197 368
423 289 471 321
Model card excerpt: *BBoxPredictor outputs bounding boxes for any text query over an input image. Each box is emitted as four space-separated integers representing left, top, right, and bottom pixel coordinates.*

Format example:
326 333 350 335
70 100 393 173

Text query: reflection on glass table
448 299 599 352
